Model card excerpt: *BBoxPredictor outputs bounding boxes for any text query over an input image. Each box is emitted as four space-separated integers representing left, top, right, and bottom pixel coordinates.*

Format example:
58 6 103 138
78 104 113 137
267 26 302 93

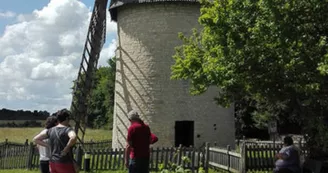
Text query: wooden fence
0 140 112 169
207 139 307 173
29 145 207 172
0 144 30 169
75 139 112 150
244 140 307 172
0 140 308 172
0 139 29 147
0 142 207 171
0 139 112 149
208 145 243 173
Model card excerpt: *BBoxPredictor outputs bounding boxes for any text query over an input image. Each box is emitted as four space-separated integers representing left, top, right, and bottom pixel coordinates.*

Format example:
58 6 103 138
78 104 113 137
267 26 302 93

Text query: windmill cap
128 110 140 121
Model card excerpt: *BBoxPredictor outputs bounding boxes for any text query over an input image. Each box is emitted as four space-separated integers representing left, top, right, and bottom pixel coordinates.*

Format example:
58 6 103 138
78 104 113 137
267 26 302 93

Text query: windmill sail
70 0 109 145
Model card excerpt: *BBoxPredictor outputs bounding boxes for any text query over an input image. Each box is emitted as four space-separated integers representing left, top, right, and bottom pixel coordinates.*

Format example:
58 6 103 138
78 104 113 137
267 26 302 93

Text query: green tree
72 57 116 129
171 0 328 157
88 57 116 129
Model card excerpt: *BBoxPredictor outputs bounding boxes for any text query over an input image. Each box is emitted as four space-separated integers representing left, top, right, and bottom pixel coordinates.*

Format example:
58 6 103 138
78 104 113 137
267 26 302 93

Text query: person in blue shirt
274 136 301 173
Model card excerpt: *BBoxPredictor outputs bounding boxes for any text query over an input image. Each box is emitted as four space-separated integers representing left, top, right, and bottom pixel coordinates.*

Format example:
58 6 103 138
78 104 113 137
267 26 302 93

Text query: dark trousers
40 160 50 173
274 168 298 173
129 158 150 173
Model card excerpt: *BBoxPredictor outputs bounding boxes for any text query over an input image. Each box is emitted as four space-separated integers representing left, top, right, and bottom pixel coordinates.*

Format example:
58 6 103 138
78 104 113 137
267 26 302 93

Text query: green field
0 128 112 143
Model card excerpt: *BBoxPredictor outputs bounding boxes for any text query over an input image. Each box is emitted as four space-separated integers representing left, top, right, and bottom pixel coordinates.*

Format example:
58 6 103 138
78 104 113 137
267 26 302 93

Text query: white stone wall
112 2 235 149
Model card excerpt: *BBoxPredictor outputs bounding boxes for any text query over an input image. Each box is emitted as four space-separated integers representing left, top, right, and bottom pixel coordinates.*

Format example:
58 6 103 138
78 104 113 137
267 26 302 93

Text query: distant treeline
0 108 50 127
0 120 44 127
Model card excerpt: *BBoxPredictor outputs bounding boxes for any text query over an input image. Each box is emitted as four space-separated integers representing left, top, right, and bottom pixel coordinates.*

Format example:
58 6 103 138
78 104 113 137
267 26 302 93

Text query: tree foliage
171 0 328 157
72 57 116 129
88 57 116 129
0 108 50 127
0 108 50 120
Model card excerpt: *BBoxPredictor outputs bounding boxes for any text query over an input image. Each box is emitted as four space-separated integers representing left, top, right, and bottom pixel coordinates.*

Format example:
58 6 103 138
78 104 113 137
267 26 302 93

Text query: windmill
71 0 236 150
70 0 109 146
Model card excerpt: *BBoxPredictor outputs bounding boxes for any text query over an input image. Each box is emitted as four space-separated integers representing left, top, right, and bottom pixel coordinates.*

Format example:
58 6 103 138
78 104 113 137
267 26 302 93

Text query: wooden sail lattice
70 0 109 146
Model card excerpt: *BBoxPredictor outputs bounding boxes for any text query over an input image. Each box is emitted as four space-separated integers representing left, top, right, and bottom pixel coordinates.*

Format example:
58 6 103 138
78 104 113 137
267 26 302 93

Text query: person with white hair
124 110 158 173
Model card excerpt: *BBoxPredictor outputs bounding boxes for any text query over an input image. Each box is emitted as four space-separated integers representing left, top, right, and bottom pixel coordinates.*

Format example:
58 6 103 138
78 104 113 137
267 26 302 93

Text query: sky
0 0 117 113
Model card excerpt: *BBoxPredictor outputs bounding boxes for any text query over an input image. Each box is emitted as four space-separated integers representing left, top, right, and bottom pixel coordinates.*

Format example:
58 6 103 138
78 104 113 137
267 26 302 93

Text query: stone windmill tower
109 0 235 148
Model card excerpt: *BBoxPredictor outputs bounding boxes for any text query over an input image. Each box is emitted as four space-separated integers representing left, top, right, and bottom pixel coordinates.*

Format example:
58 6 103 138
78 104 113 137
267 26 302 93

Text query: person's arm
125 127 134 167
276 148 291 160
276 153 288 160
150 133 158 144
33 130 49 147
125 141 132 166
62 130 77 155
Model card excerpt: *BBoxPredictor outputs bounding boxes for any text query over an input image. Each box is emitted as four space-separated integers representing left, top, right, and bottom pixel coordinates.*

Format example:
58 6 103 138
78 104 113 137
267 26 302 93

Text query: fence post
239 139 246 173
178 144 182 165
75 145 83 168
26 142 34 170
227 145 231 172
4 139 8 168
84 151 91 172
205 142 210 173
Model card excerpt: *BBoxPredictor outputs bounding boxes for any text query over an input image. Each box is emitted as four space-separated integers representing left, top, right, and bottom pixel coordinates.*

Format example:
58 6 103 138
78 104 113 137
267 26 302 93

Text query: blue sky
0 0 116 49
0 0 95 12
0 0 117 112
0 0 94 31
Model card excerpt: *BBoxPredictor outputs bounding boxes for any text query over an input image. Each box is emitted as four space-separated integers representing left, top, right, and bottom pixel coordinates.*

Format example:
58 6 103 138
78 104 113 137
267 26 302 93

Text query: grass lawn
0 169 221 173
0 169 254 173
0 127 112 143
0 170 127 173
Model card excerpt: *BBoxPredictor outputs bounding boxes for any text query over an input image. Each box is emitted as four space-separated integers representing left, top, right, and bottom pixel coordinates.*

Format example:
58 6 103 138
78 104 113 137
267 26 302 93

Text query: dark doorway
175 121 194 147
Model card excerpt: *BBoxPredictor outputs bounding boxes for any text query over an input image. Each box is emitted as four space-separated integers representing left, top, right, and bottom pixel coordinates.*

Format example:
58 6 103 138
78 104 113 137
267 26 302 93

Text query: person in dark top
33 109 77 173
125 110 156 173
274 136 301 173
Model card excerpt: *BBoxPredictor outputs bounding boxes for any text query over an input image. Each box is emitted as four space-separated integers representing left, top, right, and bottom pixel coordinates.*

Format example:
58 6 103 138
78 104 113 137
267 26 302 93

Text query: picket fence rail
208 146 242 173
0 139 308 173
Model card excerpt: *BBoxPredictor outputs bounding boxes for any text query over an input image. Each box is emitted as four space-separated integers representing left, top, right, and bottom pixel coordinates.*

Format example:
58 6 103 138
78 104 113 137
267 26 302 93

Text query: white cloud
0 0 117 113
0 11 16 18
98 39 117 66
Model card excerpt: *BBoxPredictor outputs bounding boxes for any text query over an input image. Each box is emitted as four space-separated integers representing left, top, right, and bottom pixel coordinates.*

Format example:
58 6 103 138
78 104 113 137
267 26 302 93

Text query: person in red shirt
125 110 157 173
